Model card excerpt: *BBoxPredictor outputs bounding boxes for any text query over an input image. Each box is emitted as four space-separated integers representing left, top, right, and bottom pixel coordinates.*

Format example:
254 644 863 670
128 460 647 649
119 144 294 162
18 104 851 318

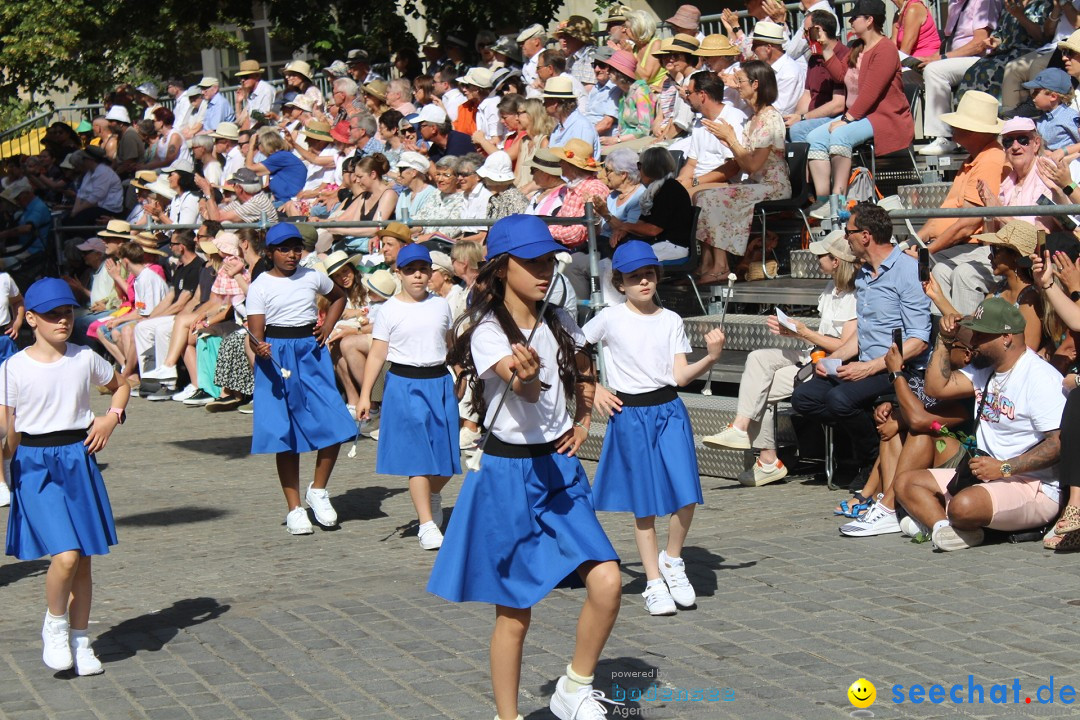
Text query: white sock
932 519 950 533
646 577 665 588
564 664 593 694
758 459 778 470
419 521 436 531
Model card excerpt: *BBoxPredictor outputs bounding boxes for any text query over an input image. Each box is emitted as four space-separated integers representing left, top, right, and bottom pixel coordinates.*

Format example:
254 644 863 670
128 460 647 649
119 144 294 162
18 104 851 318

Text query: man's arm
924 321 976 400
1007 429 1062 476
145 289 177 319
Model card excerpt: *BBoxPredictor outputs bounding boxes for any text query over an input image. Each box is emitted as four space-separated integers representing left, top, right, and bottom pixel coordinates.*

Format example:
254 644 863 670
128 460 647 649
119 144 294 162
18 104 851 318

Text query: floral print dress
617 80 655 138
957 0 1050 97
694 106 792 255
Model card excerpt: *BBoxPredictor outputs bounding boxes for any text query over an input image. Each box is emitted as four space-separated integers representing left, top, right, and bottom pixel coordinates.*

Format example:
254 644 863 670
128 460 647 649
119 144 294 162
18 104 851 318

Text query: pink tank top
895 0 941 59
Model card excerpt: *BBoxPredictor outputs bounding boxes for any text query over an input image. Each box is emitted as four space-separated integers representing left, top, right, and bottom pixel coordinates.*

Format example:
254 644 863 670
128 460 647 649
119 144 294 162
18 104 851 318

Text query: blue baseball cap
395 243 432 268
1023 68 1072 95
265 223 302 247
612 240 660 273
24 277 78 313
485 214 563 261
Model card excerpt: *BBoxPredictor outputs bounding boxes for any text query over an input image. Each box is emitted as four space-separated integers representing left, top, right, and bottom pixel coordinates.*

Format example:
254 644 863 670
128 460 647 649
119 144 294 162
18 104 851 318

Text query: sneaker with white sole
418 521 443 550
918 137 959 156
0 479 10 508
839 504 902 537
931 524 984 551
182 389 214 406
549 675 623 720
42 612 73 671
430 492 444 528
69 632 103 676
642 582 677 616
237 402 254 414
141 364 177 381
701 424 751 450
171 384 198 402
737 459 788 487
305 484 338 527
658 550 696 608
899 514 928 538
808 197 834 220
146 386 175 402
459 426 482 450
285 507 314 535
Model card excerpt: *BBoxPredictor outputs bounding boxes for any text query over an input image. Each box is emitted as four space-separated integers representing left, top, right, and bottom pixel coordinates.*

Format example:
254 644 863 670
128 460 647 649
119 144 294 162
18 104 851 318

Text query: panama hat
235 60 262 77
321 250 363 277
98 219 134 240
940 91 1004 134
551 139 599 172
283 60 314 83
209 122 240 141
530 148 564 177
655 34 701 56
283 95 315 113
363 269 398 299
303 121 335 143
363 80 388 101
133 232 168 256
752 21 786 44
542 76 577 100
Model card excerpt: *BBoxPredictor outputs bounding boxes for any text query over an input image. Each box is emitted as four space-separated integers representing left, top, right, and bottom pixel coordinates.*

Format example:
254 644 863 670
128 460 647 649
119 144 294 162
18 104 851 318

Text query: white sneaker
171 384 198 402
808 197 835 220
430 492 444 528
931 523 984 551
141 364 177 381
658 550 696 608
899 514 928 538
737 459 788 487
418 521 443 550
918 137 958 156
549 676 623 720
0 479 10 508
285 507 314 535
701 424 750 450
459 426 482 450
369 429 379 442
69 632 103 676
642 582 677 616
839 504 902 537
42 612 73 671
305 484 338 527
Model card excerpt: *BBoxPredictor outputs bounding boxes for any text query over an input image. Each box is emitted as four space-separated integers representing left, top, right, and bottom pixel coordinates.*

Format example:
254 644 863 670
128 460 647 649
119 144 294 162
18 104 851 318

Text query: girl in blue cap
583 241 725 617
356 243 460 551
1 277 130 676
428 214 621 720
245 223 356 535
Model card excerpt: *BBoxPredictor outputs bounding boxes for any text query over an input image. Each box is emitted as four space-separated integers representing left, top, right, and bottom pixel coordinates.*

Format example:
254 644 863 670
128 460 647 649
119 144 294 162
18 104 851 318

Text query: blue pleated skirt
427 448 619 608
376 370 461 477
0 335 17 366
5 442 117 561
592 397 703 518
251 335 355 454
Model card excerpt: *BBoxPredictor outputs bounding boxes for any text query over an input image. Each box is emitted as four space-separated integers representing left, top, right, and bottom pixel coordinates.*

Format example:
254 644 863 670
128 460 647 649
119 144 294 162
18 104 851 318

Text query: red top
825 39 913 157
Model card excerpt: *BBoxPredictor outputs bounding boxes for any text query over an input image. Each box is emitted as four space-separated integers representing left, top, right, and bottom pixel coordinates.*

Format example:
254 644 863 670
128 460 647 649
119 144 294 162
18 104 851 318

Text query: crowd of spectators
4 0 1080 553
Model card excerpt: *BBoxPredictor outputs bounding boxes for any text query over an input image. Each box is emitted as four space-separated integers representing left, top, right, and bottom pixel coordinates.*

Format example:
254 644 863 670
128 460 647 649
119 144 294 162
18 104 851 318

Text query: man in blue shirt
584 49 623 137
792 202 932 482
418 105 473 161
544 77 601 158
0 179 51 272
199 77 235 132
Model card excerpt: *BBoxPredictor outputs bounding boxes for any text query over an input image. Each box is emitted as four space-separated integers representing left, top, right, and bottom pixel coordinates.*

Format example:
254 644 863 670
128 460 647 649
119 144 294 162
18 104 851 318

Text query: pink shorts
929 469 1060 532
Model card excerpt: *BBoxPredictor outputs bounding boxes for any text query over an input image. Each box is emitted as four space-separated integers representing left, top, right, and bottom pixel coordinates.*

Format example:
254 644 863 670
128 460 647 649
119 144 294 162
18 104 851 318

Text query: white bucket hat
105 106 131 124
476 151 515 183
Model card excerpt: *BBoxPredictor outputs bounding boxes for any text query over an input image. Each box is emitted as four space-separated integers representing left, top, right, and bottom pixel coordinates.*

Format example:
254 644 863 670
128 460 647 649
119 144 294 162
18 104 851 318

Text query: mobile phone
918 248 930 282
892 328 903 350
1037 194 1078 231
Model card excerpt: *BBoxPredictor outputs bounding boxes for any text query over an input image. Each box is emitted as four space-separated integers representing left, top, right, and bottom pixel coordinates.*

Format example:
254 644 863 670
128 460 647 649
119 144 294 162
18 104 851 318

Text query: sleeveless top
637 39 669 90
895 0 941 58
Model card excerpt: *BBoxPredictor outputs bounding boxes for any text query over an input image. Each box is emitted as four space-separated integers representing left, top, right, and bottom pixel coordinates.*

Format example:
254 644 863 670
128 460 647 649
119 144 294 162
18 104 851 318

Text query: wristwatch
106 407 126 425
1070 290 1080 302
1000 462 1013 478
889 371 904 384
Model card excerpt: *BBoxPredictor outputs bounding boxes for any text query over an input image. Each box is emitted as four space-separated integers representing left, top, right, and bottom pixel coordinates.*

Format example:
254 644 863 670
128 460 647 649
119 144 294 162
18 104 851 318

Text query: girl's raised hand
509 343 541 384
593 384 624 416
704 328 725 361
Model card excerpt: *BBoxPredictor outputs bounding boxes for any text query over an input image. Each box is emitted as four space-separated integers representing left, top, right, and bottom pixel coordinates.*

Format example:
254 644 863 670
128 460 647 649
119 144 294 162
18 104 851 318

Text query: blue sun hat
486 214 563 261
24 277 78 313
612 240 660 273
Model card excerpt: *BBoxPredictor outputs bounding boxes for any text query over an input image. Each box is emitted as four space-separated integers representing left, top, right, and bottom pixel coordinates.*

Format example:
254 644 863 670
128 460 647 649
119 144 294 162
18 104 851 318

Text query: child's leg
312 444 340 490
634 516 660 581
410 475 434 523
665 504 695 559
276 452 301 509
68 556 92 630
570 560 621 678
492 605 531 720
46 551 81 616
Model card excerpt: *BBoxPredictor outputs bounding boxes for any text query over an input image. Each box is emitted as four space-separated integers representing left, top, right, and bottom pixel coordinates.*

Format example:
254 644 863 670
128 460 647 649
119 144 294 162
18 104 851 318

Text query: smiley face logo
847 678 876 708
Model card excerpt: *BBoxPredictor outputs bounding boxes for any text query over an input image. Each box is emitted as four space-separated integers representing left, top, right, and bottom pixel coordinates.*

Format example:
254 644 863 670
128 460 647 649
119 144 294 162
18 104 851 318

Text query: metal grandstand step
698 277 827 307
683 313 817 353
789 250 829 280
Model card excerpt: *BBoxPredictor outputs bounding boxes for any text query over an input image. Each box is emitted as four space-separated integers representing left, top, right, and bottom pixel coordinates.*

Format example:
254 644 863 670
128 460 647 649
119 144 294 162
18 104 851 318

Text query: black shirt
637 179 692 248
430 130 475 163
172 257 206 300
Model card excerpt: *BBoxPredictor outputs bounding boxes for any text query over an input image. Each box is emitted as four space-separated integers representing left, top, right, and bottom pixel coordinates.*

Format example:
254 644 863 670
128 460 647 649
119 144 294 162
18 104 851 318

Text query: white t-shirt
817 282 857 338
300 147 340 191
471 308 584 444
134 267 168 316
583 304 692 394
246 267 333 326
771 53 807 116
168 191 201 227
0 345 115 434
445 284 466 321
960 349 1065 499
372 294 453 366
477 96 502 139
688 103 748 177
0 273 19 327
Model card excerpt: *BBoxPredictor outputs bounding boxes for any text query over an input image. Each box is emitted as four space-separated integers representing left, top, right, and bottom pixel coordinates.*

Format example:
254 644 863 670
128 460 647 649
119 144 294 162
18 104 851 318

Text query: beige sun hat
303 121 335 143
363 269 398 299
1060 28 1080 54
751 21 786 44
940 91 1004 134
98 219 134 239
694 34 741 57
550 138 600 172
530 148 564 177
283 60 314 83
235 59 262 77
972 220 1041 257
321 249 362 276
655 34 701 56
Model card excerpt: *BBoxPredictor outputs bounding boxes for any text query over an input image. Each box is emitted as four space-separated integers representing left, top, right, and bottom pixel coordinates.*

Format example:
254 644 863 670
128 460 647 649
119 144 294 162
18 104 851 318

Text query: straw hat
973 220 1041 257
939 91 1003 134
131 170 158 191
551 138 599 172
603 4 630 25
363 80 388 101
98 219 134 239
235 60 262 77
808 228 856 263
283 60 314 83
363 269 398 299
303 121 334 143
597 50 637 79
377 222 412 243
322 250 362 276
1060 28 1080 54
655 34 700 56
133 232 168 256
283 94 315 113
751 21 786 45
542 76 577 100
530 148 564 177
210 122 240 141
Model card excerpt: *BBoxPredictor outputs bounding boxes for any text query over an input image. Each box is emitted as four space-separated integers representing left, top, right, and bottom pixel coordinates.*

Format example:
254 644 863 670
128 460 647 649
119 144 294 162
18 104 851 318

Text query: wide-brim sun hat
303 120 335 143
751 20 786 44
694 35 741 57
808 228 856 262
530 148 564 177
655 34 701 56
235 59 262 77
476 151 516 182
363 80 388 101
486 214 563 261
283 60 314 83
542 76 577 99
320 250 362 276
598 50 638 79
457 67 494 89
363 269 398 299
1059 28 1080 54
283 95 315 112
144 179 177 200
939 90 1004 134
550 138 599 172
97 219 133 239
209 122 240 141
972 219 1040 257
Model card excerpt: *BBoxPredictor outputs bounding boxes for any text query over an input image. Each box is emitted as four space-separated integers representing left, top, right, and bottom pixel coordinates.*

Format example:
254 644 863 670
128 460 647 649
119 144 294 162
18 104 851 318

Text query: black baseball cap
848 0 887 18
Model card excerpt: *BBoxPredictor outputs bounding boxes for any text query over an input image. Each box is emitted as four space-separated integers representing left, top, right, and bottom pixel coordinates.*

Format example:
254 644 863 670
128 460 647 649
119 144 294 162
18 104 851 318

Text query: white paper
775 307 798 333
820 358 842 377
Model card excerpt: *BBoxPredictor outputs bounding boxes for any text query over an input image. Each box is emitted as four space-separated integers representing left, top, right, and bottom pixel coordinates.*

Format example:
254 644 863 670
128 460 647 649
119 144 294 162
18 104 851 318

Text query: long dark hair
447 254 583 420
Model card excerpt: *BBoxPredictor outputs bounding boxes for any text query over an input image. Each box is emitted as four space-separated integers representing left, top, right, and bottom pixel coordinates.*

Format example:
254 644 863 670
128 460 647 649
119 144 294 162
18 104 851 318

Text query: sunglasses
1002 134 1032 149
1064 49 1080 60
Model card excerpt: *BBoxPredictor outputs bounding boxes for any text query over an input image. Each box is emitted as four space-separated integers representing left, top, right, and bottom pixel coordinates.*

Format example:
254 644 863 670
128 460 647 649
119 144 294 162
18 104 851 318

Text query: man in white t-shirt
896 298 1065 551
676 72 747 189
751 21 806 116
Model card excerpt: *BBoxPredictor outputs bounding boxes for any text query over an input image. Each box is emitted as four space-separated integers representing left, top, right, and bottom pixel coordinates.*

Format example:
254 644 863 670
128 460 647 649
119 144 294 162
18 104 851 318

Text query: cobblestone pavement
2 398 1080 720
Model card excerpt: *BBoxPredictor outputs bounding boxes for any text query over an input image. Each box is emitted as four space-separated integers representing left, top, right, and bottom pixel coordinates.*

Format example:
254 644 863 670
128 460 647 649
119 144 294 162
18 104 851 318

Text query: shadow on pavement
618 546 754 599
526 656 658 718
335 485 408 523
0 559 49 588
115 507 230 527
167 436 251 460
94 597 230 664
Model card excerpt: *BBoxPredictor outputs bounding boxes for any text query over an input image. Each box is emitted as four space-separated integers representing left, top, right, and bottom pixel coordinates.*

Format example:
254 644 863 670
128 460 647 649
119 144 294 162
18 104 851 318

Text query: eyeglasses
1002 134 1033 149
168 241 183 246
196 233 213 239
844 225 863 236
457 171 477 177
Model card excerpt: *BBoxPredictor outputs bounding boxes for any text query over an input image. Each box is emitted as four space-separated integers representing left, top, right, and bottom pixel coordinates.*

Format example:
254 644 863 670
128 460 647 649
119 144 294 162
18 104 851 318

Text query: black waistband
616 386 678 407
389 363 450 379
484 434 559 458
21 429 89 447
265 324 316 338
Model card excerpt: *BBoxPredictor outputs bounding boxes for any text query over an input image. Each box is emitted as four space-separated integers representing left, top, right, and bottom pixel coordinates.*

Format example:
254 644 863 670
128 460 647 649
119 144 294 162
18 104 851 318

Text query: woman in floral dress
957 0 1051 98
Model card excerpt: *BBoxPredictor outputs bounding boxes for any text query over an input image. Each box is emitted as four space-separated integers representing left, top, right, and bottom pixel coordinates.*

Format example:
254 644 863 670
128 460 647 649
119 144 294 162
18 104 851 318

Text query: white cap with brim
808 228 856 263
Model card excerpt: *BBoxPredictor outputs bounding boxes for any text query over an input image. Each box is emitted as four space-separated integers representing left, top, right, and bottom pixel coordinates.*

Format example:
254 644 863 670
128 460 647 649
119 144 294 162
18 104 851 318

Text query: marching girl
2 278 130 675
356 244 460 551
428 215 622 720
245 223 356 535
583 241 725 616
0 270 23 507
